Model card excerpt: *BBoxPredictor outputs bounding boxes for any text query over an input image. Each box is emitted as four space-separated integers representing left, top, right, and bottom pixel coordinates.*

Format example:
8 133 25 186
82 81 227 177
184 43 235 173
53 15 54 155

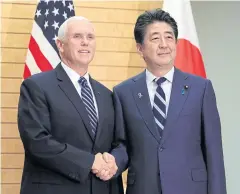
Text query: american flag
23 0 75 79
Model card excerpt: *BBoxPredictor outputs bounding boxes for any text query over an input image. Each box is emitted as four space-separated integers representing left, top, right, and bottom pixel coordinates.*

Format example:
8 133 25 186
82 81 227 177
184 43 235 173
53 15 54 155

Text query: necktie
153 77 167 138
78 77 98 136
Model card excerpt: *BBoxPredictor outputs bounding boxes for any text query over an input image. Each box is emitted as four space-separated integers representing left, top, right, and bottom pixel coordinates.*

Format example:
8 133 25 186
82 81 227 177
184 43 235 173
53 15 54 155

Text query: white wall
192 2 240 194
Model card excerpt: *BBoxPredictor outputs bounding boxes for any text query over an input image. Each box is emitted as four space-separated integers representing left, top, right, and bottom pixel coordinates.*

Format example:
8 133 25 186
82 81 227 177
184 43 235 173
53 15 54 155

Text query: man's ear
136 43 144 58
55 38 64 53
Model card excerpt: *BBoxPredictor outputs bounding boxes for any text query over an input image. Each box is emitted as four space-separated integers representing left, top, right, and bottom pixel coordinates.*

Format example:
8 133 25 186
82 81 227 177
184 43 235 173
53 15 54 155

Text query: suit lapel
55 64 95 142
160 68 191 146
132 71 161 144
89 78 105 146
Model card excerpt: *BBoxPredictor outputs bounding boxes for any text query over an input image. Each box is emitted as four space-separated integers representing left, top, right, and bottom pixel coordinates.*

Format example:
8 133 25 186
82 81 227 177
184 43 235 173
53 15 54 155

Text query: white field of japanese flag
163 0 206 77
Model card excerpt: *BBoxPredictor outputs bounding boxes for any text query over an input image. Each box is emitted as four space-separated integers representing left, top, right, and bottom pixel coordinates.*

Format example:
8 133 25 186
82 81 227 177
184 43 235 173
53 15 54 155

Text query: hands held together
91 152 118 181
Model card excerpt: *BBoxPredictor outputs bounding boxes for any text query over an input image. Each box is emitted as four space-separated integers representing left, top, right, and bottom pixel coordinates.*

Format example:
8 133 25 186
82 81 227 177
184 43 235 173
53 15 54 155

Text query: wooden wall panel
1 1 161 193
1 1 162 10
2 33 137 52
1 78 120 93
1 18 135 38
1 93 19 108
2 4 142 24
2 154 24 168
1 48 144 66
1 78 23 93
1 184 21 194
2 139 24 153
1 63 24 78
2 109 18 123
2 65 143 81
2 63 144 78
1 124 20 138
2 169 23 183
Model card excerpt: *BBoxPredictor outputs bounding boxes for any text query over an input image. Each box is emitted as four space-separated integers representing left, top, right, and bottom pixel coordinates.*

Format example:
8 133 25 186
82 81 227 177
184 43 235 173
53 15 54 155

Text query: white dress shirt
146 67 174 115
61 62 99 118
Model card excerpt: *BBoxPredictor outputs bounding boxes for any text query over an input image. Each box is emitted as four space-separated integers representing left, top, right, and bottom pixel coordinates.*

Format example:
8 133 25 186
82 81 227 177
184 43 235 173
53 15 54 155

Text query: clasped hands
91 152 118 181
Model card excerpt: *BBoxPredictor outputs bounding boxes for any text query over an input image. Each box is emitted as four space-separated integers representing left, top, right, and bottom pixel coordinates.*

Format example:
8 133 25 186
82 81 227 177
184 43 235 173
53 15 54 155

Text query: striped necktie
153 77 167 138
78 77 98 136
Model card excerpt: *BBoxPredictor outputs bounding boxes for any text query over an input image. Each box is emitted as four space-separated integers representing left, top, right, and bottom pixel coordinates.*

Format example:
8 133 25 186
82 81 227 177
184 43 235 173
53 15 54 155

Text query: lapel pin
181 88 185 95
138 93 143 98
182 85 189 95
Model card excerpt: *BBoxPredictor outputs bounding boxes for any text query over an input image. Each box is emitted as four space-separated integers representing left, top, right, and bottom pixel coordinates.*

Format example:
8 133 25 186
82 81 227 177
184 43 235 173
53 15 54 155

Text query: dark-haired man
113 8 226 194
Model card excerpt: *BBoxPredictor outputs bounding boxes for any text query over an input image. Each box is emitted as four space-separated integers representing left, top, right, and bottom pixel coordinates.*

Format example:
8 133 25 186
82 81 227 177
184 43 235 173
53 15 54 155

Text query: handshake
91 152 118 181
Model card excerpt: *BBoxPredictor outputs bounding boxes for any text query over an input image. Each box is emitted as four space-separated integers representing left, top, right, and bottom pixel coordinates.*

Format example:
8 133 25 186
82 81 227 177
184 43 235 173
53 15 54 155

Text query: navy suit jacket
113 68 226 194
18 64 125 194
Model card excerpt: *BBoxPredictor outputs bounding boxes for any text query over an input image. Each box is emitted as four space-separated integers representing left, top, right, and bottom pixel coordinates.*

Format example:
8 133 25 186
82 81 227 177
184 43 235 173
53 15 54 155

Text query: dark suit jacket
113 68 226 194
18 64 125 194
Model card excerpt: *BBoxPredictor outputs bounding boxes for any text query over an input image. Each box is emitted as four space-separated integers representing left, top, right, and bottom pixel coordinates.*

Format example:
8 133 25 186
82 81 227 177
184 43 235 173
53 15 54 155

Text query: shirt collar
61 62 90 85
146 66 175 84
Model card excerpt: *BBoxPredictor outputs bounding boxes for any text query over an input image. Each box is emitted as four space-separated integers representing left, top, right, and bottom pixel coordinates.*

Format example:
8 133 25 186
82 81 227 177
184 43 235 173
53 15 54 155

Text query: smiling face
137 21 177 72
56 19 96 69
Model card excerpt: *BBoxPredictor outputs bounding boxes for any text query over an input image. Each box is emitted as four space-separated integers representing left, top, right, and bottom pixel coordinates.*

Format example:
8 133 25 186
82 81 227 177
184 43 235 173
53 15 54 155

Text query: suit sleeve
110 87 129 177
201 80 227 194
18 78 95 183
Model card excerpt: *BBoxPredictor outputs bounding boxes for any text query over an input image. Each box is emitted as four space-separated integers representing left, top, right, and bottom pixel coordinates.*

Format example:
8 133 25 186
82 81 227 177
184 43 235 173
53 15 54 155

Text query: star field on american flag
23 0 75 79
34 0 75 53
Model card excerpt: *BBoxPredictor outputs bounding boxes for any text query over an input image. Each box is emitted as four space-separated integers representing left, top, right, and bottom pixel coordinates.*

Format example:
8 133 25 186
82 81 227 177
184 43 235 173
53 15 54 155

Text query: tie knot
156 77 166 85
78 77 88 87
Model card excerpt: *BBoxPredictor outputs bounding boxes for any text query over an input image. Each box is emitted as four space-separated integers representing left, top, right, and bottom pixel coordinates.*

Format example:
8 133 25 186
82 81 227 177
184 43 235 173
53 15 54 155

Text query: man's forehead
68 19 92 27
68 20 95 32
146 25 173 35
149 31 174 35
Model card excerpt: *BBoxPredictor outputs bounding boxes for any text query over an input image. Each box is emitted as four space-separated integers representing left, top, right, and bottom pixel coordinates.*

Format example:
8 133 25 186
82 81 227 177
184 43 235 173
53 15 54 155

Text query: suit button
159 147 164 152
158 172 164 176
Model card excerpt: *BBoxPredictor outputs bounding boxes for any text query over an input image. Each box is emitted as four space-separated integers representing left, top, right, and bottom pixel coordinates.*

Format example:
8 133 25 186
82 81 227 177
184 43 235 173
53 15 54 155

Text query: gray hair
57 16 90 41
